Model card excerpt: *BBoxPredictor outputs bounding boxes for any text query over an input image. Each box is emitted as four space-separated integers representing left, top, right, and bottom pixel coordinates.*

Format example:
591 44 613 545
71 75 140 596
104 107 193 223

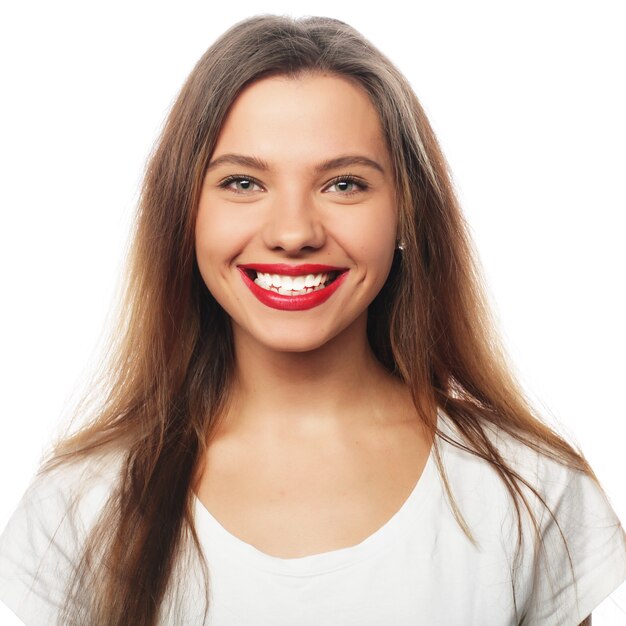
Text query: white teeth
255 271 327 289
252 270 336 295
256 273 271 287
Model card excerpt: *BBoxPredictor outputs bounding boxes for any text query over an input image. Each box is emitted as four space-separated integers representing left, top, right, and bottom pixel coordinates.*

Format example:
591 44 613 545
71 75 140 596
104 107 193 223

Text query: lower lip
238 269 349 311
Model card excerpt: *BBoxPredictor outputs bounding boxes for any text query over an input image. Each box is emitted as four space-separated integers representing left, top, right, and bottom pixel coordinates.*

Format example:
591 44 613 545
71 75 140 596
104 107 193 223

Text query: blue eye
219 175 263 194
333 180 355 192
218 173 369 196
325 175 368 195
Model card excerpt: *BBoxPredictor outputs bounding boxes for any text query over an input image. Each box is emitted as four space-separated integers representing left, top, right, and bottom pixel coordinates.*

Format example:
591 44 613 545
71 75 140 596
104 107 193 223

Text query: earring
396 240 406 251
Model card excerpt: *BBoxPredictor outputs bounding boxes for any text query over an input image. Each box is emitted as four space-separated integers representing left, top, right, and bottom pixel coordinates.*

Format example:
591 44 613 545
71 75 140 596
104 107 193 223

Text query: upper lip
238 263 348 276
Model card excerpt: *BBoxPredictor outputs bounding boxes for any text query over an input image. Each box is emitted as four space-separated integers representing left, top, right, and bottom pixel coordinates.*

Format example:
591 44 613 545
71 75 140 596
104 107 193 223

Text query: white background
1 0 624 623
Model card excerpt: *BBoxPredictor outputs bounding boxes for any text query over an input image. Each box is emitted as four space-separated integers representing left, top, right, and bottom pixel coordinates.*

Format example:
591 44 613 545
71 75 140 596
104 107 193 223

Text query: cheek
196 200 232 244
196 197 249 253
194 203 236 289
344 210 397 274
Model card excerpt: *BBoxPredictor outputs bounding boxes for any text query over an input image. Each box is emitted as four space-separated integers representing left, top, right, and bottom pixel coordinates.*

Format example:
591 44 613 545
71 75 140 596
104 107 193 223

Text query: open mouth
237 264 349 311
243 269 342 296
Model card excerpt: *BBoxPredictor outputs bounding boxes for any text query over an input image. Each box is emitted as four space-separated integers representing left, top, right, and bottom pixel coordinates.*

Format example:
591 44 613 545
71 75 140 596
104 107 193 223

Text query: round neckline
192 420 439 576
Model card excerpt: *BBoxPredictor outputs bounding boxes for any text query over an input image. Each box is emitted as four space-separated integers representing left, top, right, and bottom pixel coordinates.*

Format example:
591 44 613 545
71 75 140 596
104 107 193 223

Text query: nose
261 188 326 254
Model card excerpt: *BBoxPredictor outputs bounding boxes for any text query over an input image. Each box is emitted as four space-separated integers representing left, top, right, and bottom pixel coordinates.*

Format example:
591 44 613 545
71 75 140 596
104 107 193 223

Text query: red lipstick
239 263 346 276
237 264 349 311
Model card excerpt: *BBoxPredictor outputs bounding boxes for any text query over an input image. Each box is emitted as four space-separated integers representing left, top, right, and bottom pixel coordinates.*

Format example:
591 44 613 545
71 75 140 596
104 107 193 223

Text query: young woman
0 14 624 626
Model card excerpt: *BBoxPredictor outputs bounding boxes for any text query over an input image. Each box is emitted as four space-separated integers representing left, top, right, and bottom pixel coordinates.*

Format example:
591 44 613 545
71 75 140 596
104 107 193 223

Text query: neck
220 314 407 440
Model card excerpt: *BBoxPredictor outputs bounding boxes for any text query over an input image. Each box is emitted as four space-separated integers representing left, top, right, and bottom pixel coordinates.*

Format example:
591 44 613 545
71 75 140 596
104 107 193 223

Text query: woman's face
195 72 397 353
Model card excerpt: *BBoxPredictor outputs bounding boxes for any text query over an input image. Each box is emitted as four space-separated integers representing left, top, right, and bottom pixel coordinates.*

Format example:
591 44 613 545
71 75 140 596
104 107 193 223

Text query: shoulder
19 447 124 536
436 410 616 522
436 410 626 625
0 448 125 625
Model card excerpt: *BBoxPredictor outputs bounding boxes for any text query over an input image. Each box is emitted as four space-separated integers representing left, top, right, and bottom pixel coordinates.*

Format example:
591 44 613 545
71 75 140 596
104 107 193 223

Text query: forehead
211 72 390 169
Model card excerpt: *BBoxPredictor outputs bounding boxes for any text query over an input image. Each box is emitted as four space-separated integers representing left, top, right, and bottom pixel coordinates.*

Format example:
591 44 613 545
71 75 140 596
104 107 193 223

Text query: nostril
272 245 323 254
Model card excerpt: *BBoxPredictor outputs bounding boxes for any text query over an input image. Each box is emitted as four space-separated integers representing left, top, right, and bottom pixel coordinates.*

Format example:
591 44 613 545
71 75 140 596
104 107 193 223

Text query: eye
218 174 264 194
324 175 369 196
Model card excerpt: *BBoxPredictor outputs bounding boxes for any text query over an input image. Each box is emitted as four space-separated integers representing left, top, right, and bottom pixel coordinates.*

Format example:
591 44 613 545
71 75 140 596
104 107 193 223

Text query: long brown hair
37 14 599 625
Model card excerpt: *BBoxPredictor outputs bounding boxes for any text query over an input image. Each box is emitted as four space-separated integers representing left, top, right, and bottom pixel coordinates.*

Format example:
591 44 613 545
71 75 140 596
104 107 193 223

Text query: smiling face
195 72 397 353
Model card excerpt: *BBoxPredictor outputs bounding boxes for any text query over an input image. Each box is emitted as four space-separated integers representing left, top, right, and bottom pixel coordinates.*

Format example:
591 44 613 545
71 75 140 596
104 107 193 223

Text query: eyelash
218 174 369 196
326 175 369 195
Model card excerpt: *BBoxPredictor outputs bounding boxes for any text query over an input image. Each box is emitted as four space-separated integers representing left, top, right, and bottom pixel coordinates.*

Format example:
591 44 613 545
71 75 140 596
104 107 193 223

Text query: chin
272 339 334 354
256 331 339 354
237 318 352 354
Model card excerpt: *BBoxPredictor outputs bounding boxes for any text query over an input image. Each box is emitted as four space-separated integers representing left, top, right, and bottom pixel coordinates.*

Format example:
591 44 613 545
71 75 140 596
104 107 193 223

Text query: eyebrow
206 153 385 175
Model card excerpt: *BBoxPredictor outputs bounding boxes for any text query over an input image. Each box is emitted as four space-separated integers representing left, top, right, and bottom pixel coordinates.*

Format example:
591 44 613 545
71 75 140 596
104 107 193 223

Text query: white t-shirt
1 413 625 625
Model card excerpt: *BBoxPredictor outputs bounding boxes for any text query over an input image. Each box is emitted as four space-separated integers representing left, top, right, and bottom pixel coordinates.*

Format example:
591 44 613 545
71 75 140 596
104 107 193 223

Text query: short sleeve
0 457 118 626
524 462 626 625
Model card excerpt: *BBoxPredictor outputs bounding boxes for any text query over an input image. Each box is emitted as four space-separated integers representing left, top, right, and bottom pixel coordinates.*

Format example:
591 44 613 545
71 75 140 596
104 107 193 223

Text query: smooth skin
193 72 432 559
191 71 593 623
